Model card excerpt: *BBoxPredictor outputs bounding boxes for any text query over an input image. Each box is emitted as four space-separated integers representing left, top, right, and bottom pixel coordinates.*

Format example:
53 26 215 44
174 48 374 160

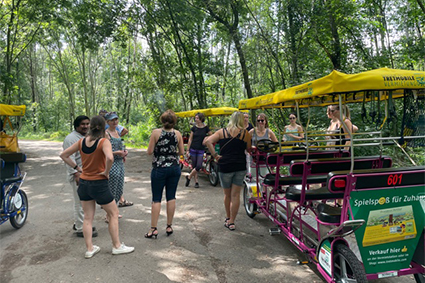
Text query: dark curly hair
160 110 177 129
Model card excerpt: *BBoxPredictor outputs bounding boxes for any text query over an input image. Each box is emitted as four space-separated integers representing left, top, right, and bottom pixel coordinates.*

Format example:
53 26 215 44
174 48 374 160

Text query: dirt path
0 140 414 283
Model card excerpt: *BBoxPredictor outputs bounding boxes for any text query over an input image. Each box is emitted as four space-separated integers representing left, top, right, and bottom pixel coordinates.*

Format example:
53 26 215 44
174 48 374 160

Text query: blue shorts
218 170 246 188
78 179 114 205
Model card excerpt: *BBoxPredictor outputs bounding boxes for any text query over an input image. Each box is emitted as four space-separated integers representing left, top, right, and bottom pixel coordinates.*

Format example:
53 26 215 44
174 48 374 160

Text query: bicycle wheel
10 190 28 229
333 243 367 283
243 183 257 218
208 160 219 186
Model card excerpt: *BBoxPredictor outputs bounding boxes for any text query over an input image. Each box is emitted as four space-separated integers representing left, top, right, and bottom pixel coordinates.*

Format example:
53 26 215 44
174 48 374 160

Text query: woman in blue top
146 110 184 238
283 113 304 145
185 112 211 188
205 112 251 231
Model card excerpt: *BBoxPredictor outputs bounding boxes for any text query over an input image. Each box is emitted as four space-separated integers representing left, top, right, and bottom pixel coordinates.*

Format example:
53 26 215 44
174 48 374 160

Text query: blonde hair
226 112 245 132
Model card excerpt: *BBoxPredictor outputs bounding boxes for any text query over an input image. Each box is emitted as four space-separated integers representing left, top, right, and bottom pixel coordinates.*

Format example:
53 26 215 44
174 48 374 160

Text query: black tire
243 183 258 218
10 190 28 229
179 161 184 170
333 243 367 283
415 273 425 283
208 160 219 186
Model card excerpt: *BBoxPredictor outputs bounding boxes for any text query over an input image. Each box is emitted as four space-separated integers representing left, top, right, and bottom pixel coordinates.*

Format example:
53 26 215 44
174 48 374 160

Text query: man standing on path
63 115 98 237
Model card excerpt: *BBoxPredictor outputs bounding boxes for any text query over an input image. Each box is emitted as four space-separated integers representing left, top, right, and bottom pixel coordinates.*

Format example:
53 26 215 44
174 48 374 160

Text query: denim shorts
78 179 114 205
218 170 246 188
151 165 181 202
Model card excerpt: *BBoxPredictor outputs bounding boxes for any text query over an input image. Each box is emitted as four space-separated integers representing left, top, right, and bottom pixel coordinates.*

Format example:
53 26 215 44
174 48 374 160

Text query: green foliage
125 121 155 147
2 0 424 151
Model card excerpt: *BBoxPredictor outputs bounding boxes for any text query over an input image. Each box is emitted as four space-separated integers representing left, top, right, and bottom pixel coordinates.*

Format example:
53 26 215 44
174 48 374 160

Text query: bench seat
317 203 342 223
285 186 344 201
264 174 327 186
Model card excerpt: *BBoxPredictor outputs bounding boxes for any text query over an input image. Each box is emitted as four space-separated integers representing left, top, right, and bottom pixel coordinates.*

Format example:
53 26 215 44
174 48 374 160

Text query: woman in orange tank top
60 116 134 258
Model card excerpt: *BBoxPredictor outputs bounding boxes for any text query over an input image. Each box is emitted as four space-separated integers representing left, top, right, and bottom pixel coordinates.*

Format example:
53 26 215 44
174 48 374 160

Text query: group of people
59 104 356 259
61 111 133 259
60 115 134 259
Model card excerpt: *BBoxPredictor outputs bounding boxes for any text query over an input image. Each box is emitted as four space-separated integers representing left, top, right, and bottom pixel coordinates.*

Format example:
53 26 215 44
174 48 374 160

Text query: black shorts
78 179 114 205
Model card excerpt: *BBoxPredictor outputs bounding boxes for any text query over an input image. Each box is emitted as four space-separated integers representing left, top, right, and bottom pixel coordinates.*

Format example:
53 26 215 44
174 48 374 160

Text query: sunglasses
257 119 265 122
289 117 296 120
327 109 336 113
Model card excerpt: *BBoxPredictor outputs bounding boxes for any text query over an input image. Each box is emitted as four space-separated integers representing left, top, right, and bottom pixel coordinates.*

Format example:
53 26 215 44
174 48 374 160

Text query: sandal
166 224 173 236
225 222 235 231
118 199 134 207
224 217 230 227
145 227 158 239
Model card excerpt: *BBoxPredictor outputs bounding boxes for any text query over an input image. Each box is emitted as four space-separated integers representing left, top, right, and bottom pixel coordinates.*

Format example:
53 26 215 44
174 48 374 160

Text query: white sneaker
112 243 135 255
85 245 101 259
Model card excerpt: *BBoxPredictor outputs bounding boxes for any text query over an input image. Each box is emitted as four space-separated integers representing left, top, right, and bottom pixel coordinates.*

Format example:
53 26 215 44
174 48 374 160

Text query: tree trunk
205 0 253 99
165 0 202 107
29 45 37 132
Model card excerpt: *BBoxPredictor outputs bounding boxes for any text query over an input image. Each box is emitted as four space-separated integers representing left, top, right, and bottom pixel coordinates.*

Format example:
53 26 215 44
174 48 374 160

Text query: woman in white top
326 105 358 151
283 113 304 144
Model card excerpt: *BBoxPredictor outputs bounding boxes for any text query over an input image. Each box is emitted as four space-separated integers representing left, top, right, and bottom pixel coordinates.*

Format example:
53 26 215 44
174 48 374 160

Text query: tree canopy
1 0 424 133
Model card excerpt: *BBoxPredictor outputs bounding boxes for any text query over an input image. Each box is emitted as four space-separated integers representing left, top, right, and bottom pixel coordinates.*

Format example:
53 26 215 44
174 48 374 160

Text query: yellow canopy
238 92 277 110
176 107 247 118
239 68 425 109
0 104 26 116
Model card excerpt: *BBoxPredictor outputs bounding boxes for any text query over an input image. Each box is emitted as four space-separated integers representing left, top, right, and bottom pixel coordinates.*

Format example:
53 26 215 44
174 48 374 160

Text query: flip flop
118 200 133 207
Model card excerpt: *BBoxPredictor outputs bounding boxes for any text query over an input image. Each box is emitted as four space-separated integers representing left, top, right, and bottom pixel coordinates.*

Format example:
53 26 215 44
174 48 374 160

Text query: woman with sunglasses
326 105 358 151
249 113 278 146
104 112 128 221
283 113 304 144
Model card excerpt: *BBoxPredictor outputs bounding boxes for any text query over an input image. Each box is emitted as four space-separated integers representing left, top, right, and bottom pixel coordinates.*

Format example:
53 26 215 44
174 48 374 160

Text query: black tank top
217 128 247 173
152 130 179 168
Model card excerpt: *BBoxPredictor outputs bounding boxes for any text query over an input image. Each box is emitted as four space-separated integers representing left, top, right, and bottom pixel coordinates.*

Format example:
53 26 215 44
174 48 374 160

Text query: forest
1 0 424 159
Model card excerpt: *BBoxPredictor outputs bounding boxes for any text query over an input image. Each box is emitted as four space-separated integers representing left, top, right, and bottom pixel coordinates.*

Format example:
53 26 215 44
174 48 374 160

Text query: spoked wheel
208 160 219 186
333 243 367 283
10 190 28 229
243 183 258 218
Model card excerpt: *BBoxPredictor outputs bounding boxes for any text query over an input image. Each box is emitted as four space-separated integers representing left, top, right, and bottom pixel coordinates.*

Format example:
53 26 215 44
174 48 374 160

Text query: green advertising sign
349 185 425 274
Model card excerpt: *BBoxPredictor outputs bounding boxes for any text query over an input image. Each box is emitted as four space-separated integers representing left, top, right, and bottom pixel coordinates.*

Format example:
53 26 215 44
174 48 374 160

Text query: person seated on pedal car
326 105 358 151
249 113 278 177
282 113 304 146
249 113 278 146
185 112 212 188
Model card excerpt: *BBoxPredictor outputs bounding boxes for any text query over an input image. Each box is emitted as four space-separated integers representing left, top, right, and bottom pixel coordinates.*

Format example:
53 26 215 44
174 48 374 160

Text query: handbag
0 117 20 152
0 131 19 152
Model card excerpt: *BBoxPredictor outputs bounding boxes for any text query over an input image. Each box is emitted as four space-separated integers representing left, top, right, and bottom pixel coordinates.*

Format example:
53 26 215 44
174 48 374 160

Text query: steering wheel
256 139 279 153
299 139 319 149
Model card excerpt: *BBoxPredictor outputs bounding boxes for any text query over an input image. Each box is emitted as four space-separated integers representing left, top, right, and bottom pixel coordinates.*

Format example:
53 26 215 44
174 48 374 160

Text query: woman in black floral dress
145 110 184 238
